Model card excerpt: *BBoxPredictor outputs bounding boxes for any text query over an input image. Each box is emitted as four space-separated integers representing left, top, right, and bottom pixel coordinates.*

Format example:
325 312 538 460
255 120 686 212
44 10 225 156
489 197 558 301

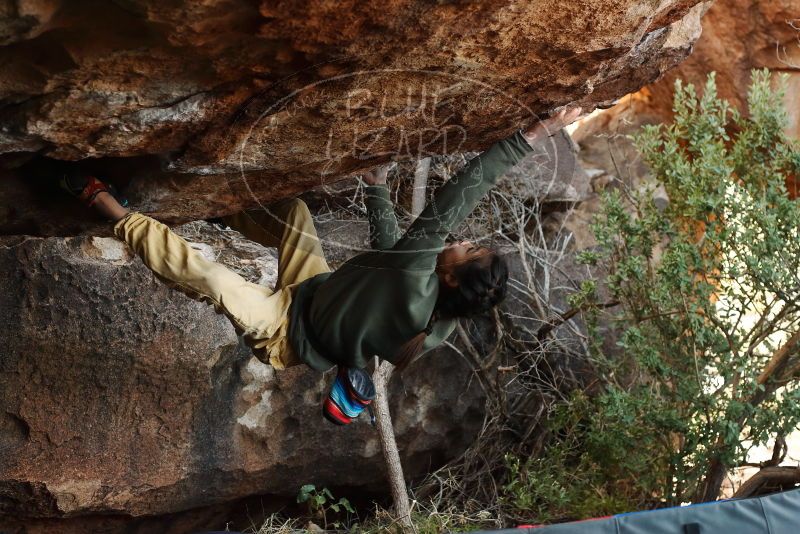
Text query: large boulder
498 130 591 214
0 0 710 235
0 222 485 532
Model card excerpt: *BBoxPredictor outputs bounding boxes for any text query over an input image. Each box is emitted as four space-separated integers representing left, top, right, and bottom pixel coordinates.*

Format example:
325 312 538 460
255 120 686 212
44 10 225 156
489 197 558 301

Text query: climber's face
436 240 492 287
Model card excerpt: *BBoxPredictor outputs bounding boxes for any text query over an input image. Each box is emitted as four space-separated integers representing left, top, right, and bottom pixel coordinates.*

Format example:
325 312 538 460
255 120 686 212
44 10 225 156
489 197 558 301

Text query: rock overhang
0 0 711 235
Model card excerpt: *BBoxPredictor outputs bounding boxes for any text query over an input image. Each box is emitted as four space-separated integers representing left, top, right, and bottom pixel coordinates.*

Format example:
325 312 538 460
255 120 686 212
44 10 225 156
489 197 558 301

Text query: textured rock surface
569 0 800 226
0 0 709 234
645 0 800 135
0 223 485 532
576 0 800 137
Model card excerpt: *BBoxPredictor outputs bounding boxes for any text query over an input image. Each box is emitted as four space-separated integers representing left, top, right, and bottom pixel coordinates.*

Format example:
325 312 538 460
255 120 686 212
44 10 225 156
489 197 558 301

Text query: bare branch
733 466 800 499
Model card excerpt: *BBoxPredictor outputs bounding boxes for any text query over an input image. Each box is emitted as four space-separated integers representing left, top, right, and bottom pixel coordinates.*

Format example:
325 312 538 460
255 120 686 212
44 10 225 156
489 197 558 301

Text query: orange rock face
573 0 800 200
0 0 709 234
598 0 800 133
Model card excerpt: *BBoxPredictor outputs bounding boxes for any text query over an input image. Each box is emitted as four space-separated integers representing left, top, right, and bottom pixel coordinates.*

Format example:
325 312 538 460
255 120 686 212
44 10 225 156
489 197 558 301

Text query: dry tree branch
535 300 620 341
755 330 800 393
733 466 800 499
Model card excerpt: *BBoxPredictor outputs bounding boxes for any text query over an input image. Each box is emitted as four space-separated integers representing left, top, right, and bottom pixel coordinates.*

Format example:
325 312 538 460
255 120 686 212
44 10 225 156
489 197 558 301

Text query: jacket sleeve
391 131 533 261
365 184 401 250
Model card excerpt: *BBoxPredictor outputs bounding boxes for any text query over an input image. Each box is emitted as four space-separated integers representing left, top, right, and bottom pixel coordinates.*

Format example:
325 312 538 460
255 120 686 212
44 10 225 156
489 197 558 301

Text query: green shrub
503 69 800 520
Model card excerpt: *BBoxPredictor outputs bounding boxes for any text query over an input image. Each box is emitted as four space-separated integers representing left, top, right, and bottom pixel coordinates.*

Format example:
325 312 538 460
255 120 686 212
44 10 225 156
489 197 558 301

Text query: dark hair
393 252 509 371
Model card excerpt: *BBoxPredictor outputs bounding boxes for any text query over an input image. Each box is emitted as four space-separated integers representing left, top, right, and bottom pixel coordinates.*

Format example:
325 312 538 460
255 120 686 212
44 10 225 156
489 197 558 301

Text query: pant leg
114 213 290 359
223 198 331 288
223 199 332 368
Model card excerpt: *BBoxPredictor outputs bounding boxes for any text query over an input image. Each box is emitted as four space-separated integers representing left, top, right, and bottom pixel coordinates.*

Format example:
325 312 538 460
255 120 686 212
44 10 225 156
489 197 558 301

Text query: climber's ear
441 270 459 288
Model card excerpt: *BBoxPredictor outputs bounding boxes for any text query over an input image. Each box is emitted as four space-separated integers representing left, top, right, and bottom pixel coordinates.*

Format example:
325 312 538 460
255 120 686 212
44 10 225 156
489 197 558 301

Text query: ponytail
393 313 438 372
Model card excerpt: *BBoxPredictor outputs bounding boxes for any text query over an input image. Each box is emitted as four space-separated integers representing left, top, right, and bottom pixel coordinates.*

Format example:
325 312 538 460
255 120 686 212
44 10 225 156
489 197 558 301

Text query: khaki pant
114 199 330 369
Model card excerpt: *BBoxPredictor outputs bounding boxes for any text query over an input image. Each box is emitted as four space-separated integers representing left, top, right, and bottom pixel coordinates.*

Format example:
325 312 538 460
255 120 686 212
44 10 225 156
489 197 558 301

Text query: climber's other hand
361 163 392 186
522 106 583 145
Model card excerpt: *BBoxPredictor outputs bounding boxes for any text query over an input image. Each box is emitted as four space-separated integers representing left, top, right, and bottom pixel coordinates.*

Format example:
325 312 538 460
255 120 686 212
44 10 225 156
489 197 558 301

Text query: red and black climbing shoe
60 172 128 208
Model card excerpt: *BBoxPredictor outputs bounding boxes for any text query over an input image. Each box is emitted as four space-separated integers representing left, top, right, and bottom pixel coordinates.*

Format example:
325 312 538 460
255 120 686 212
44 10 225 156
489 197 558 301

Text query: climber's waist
287 272 338 371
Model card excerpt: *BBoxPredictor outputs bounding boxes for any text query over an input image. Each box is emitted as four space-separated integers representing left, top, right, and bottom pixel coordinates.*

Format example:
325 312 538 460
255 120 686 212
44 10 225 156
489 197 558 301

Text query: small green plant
296 484 355 530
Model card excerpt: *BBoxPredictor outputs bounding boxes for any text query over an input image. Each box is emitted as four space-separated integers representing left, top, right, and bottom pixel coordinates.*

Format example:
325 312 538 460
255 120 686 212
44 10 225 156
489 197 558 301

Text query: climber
61 107 582 421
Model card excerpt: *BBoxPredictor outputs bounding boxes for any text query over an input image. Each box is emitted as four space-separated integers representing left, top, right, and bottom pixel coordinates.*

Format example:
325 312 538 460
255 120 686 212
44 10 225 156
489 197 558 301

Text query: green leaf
296 484 315 503
339 498 355 514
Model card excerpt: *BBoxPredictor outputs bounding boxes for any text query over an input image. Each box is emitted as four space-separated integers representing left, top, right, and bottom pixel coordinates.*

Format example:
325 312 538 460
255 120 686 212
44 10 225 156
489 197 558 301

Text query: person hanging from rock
61 106 582 425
